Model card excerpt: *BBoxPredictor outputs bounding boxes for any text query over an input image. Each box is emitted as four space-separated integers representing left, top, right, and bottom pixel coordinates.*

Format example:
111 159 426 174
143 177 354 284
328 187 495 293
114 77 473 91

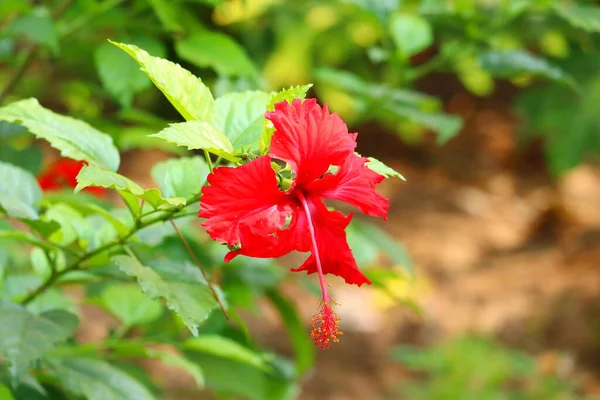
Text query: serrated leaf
175 31 256 77
0 161 42 220
95 36 166 108
0 301 78 378
151 121 235 161
554 3 600 33
0 99 120 171
184 335 269 372
366 157 406 180
48 357 156 400
213 91 271 152
113 255 223 336
101 284 163 327
110 41 215 122
478 50 576 87
259 85 312 153
146 349 204 387
151 156 209 198
389 14 433 58
75 165 186 210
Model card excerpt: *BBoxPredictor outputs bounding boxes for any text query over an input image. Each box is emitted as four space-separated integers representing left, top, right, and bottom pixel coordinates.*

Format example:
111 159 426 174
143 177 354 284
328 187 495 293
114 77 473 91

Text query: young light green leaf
110 41 215 122
259 84 312 153
389 14 433 58
101 284 163 327
48 357 156 400
146 349 205 387
44 203 91 246
478 50 576 87
151 121 235 161
113 255 223 336
0 99 120 171
366 157 406 180
175 31 256 77
554 3 600 33
0 301 78 378
75 165 186 210
151 156 209 198
184 335 269 372
213 91 271 152
0 161 42 220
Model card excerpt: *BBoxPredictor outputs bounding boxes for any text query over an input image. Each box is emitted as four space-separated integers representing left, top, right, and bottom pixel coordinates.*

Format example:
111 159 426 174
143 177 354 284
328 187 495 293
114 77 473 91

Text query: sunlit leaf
113 255 223 336
0 301 78 378
554 3 600 33
0 99 120 171
0 161 42 220
366 157 406 180
110 41 215 122
151 121 235 161
389 14 433 58
185 335 270 372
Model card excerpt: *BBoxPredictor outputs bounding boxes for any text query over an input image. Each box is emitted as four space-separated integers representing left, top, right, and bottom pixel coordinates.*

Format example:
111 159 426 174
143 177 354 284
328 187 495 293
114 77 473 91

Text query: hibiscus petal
291 197 371 286
305 153 389 219
266 99 357 186
199 156 293 247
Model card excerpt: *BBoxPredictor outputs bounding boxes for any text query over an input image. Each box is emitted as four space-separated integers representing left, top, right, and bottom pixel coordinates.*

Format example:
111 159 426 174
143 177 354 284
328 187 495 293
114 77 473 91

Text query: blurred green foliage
394 336 587 400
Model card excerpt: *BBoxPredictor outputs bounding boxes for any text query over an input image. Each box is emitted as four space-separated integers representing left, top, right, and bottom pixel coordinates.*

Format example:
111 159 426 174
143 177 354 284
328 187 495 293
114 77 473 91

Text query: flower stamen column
297 191 341 349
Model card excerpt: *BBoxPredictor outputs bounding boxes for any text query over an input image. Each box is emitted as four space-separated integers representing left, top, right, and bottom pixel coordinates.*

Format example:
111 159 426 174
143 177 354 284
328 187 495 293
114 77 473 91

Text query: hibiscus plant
0 42 408 399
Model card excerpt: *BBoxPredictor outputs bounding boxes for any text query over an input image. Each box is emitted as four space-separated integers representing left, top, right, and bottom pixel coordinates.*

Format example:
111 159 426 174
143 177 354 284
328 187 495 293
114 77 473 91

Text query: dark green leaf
5 8 58 53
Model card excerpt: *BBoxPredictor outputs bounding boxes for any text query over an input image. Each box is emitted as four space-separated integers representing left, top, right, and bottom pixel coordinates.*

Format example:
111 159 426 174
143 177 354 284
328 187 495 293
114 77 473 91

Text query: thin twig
203 150 214 173
168 219 230 321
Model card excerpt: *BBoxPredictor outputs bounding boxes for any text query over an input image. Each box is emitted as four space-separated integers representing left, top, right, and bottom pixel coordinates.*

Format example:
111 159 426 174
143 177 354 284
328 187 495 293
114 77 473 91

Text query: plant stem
203 150 214 173
168 219 230 321
20 202 197 305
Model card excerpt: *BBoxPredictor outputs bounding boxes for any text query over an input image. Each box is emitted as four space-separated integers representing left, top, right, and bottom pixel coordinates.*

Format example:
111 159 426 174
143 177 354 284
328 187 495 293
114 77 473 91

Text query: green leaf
44 203 91 246
478 50 576 87
151 121 235 161
151 156 209 198
0 99 120 171
184 335 269 372
75 165 186 210
146 349 204 387
554 3 600 33
95 36 166 108
0 301 78 378
0 145 42 175
383 106 462 144
110 41 215 122
113 255 223 336
175 31 256 77
389 14 433 58
5 8 58 53
351 220 412 273
0 161 42 220
266 290 314 375
0 383 14 400
366 157 406 180
101 284 163 328
213 91 271 152
147 0 183 32
259 85 312 153
48 357 156 400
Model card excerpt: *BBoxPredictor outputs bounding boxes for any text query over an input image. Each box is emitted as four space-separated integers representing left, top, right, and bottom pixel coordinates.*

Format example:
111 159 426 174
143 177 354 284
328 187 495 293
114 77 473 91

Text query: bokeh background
3 0 600 399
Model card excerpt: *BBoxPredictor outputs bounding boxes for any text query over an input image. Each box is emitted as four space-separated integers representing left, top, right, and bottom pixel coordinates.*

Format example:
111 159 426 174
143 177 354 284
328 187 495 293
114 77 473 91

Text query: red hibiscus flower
199 99 389 348
37 158 105 197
